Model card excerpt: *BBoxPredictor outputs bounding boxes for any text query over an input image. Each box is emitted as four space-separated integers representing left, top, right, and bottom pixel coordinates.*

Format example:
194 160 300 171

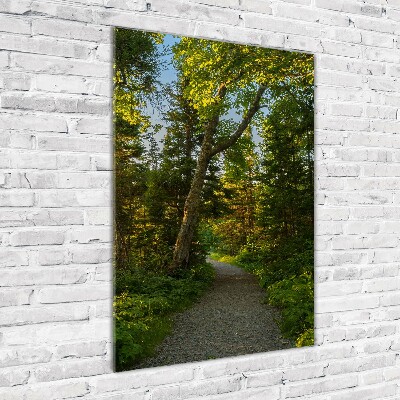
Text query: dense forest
113 28 314 371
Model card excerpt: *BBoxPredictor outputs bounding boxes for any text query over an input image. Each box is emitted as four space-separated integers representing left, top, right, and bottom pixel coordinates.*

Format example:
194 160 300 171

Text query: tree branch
209 84 267 158
202 84 228 151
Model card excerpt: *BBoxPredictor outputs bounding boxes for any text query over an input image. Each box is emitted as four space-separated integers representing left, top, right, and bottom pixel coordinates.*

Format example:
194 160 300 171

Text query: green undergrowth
210 239 314 347
114 262 215 371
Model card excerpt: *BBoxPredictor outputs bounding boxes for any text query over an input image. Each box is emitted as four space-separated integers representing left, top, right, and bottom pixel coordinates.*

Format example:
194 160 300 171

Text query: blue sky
144 34 178 147
158 35 180 85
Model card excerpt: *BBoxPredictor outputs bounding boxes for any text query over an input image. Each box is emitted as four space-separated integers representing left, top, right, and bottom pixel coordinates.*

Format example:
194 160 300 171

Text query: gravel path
136 260 292 369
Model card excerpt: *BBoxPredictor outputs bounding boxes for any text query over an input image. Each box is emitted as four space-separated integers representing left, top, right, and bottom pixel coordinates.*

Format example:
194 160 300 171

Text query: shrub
267 272 314 344
296 328 314 347
114 262 215 371
114 293 172 369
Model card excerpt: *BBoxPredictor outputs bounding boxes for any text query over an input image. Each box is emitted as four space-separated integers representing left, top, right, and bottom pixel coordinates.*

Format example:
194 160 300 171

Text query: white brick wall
0 0 399 399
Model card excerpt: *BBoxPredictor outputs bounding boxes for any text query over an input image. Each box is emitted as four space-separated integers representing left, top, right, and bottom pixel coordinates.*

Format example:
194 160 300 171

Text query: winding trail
136 259 292 369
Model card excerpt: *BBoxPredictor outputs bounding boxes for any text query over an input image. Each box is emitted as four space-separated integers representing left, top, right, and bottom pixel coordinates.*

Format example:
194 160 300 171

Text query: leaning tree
169 38 313 272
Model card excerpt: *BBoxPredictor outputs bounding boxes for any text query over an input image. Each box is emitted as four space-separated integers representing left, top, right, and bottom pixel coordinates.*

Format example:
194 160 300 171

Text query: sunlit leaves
172 37 313 125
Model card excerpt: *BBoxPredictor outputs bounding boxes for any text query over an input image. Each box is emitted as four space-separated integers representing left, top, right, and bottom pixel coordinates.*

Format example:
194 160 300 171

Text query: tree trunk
169 125 214 272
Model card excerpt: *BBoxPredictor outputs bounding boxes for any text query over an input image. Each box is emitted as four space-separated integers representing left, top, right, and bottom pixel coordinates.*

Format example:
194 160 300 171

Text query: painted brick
240 0 272 15
103 0 147 10
85 208 112 225
315 280 363 297
0 303 89 327
70 246 112 264
76 117 111 135
0 33 93 59
190 387 279 400
30 1 95 24
38 248 67 266
76 98 110 115
0 113 68 132
1 93 55 112
0 288 33 308
284 374 358 397
92 300 113 318
37 190 110 207
95 264 112 281
24 380 90 400
282 363 326 381
152 0 240 25
0 132 34 150
0 250 29 267
317 70 364 88
56 154 91 171
38 136 110 153
0 267 89 287
33 358 111 382
10 230 65 246
326 353 395 375
12 52 109 78
0 0 31 14
315 0 360 14
0 347 52 368
91 366 194 393
2 73 31 91
92 155 112 171
67 227 112 244
318 294 380 313
80 389 148 400
0 368 30 387
333 309 371 326
245 370 282 387
55 340 107 359
27 209 85 226
0 388 35 400
37 284 111 304
0 191 35 207
32 19 110 43
35 74 108 96
2 320 110 346
0 15 31 35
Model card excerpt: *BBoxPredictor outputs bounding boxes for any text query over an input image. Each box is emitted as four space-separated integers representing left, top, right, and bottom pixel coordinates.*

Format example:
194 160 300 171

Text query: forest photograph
113 27 314 372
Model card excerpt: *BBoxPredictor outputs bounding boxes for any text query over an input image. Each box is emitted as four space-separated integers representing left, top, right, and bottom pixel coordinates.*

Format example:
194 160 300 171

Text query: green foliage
114 292 172 370
114 262 215 371
113 28 163 268
258 239 313 288
257 86 314 242
267 272 314 344
173 37 313 123
114 28 163 128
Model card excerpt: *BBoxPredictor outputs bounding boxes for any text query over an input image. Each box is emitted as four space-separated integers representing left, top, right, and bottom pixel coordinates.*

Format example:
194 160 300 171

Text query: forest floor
135 259 292 369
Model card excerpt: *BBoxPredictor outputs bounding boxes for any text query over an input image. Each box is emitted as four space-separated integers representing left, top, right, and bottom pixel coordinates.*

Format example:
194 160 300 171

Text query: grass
209 252 238 265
